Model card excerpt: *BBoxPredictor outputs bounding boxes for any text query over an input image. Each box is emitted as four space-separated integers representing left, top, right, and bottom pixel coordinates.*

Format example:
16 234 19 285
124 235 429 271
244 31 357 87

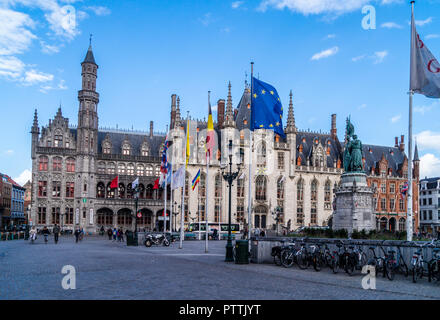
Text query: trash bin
126 231 138 246
235 240 249 264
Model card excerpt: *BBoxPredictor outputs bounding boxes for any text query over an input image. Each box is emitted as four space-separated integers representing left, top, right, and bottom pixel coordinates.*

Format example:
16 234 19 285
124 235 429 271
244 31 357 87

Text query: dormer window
122 144 131 155
54 134 63 147
103 143 111 154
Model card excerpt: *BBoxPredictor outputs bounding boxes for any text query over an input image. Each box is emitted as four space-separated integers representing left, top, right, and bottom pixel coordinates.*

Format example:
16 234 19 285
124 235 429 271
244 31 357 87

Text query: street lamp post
222 140 241 262
132 185 139 246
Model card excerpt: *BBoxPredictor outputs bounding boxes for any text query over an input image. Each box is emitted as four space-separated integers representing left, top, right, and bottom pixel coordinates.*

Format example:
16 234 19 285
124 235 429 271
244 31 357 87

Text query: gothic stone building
30 44 419 233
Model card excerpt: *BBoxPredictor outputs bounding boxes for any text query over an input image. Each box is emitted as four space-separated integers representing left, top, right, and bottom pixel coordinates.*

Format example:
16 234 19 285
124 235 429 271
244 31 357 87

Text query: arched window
199 172 206 197
257 141 266 167
127 163 134 175
39 156 48 171
107 162 115 175
277 177 284 200
138 184 145 199
237 175 245 198
118 163 126 175
66 158 75 172
141 144 149 156
145 166 153 176
118 183 125 198
103 142 111 154
324 180 331 210
137 165 144 176
215 174 222 197
98 162 106 174
106 183 115 198
399 218 406 231
297 179 304 226
255 176 267 201
53 157 62 171
311 179 318 224
214 174 222 223
97 182 105 198
254 206 267 229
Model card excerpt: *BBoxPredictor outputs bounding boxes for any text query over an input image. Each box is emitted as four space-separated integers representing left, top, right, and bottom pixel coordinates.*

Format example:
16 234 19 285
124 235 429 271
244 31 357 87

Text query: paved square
1 236 439 300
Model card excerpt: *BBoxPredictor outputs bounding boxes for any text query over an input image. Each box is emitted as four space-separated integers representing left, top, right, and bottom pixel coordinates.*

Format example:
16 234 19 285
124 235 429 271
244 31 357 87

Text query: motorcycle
144 233 170 247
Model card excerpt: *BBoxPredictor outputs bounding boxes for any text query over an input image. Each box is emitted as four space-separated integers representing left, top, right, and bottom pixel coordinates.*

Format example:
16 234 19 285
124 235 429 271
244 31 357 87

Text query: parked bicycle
410 241 433 283
381 242 409 281
428 244 440 283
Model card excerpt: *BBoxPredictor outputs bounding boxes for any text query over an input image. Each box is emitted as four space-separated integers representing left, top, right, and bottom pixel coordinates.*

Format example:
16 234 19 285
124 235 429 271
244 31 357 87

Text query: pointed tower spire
414 140 420 162
83 35 96 65
31 109 39 133
175 96 182 128
285 90 296 133
224 81 235 128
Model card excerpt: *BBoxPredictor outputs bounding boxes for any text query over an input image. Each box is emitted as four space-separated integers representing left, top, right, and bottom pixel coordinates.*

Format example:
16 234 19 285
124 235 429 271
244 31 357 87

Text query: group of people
106 227 125 242
29 225 84 244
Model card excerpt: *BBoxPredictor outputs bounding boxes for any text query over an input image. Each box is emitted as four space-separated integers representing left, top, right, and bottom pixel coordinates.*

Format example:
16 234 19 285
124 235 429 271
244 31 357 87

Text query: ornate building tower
76 42 100 230
285 90 297 177
31 109 39 160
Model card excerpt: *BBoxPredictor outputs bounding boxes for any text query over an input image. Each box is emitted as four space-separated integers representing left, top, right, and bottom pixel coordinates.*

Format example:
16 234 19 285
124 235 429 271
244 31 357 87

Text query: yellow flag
186 118 190 167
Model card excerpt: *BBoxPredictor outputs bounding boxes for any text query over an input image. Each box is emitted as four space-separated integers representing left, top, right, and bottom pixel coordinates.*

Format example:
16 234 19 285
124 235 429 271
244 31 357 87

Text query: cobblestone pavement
1 236 439 300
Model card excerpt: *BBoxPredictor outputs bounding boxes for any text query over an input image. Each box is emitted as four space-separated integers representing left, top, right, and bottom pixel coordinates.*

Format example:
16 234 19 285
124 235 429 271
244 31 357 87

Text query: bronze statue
344 117 364 173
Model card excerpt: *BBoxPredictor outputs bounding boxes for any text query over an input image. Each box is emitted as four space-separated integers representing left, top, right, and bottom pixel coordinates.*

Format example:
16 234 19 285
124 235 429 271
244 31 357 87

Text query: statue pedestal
333 172 375 234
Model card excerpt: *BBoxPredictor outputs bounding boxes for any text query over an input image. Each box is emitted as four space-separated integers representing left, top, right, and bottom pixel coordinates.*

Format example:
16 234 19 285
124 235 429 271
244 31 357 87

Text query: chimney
395 137 399 148
149 121 154 138
170 94 177 129
330 114 337 139
217 99 225 128
400 135 405 152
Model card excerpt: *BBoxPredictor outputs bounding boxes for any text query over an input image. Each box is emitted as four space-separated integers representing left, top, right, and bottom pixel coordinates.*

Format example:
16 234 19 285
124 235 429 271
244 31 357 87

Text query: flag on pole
410 9 440 98
186 119 191 167
153 178 160 190
160 137 169 174
131 177 139 189
172 166 185 189
401 181 409 199
192 169 201 191
161 163 172 188
251 77 285 138
110 176 118 189
206 93 215 161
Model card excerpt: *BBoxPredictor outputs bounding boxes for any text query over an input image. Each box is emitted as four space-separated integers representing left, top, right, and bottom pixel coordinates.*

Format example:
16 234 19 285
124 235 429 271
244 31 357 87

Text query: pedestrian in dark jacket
107 228 112 240
74 228 81 243
53 224 60 244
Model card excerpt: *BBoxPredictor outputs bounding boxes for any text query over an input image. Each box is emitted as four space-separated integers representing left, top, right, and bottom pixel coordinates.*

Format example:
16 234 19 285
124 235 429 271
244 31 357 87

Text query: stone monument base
332 172 375 234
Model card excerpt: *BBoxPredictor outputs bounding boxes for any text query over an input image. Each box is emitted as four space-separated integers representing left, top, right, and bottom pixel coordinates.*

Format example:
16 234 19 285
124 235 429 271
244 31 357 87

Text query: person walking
112 228 117 241
53 224 60 244
107 228 112 240
74 228 81 243
100 225 105 236
42 226 50 243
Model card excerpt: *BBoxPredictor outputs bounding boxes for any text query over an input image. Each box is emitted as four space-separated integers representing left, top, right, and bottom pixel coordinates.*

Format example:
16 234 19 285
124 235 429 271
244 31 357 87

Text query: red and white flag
110 176 118 189
410 8 440 98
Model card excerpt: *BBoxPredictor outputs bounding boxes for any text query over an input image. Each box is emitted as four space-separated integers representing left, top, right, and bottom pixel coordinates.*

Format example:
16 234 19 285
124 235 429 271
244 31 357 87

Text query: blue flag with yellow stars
251 77 285 138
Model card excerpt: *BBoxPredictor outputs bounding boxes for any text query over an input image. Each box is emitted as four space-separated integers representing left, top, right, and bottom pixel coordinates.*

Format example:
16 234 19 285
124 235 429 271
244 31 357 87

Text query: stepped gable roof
97 130 165 157
296 131 342 168
362 144 406 177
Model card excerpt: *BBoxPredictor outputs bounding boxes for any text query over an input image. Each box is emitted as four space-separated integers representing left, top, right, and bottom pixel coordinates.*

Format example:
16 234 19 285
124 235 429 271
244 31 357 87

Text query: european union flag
251 77 285 138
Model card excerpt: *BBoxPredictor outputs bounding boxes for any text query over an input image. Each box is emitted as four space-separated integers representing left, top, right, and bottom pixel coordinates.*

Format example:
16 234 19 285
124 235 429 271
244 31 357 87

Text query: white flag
131 177 139 189
172 167 185 190
410 9 440 98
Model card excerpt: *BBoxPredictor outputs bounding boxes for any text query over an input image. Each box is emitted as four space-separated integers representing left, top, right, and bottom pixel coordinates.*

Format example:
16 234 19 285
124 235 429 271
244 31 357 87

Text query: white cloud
4 149 14 155
372 50 388 64
415 17 433 27
87 6 111 16
357 103 367 110
390 114 401 123
311 46 339 60
420 154 440 179
381 22 402 29
352 54 366 62
0 8 36 55
231 1 244 9
325 34 336 39
258 0 372 15
0 55 25 79
40 41 60 54
13 169 31 186
425 34 440 40
415 131 440 153
22 69 54 85
199 13 214 26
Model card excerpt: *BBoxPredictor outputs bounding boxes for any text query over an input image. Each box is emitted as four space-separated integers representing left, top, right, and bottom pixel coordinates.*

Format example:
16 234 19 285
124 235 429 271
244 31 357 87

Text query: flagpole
407 0 415 242
170 168 174 232
164 175 167 233
247 61 254 242
179 112 190 249
205 154 209 252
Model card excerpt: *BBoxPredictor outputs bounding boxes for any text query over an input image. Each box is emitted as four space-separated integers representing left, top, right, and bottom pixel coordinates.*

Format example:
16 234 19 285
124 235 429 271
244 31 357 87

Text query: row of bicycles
271 238 440 283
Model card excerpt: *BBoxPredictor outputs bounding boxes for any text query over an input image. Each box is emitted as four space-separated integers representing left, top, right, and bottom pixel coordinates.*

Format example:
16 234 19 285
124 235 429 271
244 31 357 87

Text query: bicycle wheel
345 255 354 276
332 255 339 274
273 254 282 266
412 267 417 283
385 260 395 281
297 251 308 270
281 250 294 268
313 253 322 272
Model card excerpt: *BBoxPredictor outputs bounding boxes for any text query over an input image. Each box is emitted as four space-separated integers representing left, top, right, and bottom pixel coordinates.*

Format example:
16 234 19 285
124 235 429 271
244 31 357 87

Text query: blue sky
1 0 440 184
